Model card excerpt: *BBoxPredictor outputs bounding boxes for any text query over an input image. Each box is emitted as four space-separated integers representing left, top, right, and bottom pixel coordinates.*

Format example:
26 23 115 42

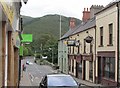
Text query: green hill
22 14 81 40
22 15 81 61
22 16 34 25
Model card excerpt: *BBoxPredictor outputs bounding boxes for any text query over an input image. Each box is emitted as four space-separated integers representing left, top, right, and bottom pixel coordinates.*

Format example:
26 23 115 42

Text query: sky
21 0 113 20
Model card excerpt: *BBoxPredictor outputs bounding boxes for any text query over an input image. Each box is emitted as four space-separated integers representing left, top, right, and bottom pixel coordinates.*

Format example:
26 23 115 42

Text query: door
76 62 78 78
98 57 102 83
83 60 86 80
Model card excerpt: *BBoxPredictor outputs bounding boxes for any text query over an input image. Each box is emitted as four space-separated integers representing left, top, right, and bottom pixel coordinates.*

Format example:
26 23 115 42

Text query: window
89 61 93 81
77 40 80 54
90 43 93 53
100 27 103 46
103 57 115 80
68 46 70 54
77 46 80 54
84 39 86 53
72 59 74 73
73 46 74 54
109 23 113 45
68 46 71 54
79 60 82 73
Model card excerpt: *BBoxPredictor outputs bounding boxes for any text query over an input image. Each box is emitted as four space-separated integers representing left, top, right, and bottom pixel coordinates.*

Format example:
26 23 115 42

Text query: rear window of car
47 75 77 86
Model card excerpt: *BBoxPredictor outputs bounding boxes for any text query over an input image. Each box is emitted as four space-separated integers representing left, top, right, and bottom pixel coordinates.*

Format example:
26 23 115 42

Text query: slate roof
60 17 96 40
60 25 80 40
71 17 96 35
60 0 120 41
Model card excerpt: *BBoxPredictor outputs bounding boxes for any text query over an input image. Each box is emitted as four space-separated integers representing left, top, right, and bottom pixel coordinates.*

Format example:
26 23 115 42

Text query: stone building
0 0 27 87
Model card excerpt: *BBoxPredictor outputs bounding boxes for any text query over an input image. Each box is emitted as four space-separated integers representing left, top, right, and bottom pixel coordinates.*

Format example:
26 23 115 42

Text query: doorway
98 57 102 83
83 60 86 80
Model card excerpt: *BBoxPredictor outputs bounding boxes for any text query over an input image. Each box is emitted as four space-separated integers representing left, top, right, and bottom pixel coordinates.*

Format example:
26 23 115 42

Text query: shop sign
67 40 76 46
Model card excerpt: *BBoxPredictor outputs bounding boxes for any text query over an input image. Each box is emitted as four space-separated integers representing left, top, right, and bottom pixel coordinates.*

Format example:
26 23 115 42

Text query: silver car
39 73 80 88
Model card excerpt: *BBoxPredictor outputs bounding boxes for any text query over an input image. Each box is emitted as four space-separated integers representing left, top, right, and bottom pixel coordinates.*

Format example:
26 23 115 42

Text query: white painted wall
96 5 118 81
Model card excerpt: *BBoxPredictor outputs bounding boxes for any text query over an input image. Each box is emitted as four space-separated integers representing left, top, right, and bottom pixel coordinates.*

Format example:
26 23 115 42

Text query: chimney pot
69 18 76 29
84 8 85 11
82 7 90 22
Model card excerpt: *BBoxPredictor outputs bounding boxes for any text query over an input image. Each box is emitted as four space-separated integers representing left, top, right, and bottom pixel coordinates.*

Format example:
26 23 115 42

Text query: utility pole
49 48 54 64
60 15 61 39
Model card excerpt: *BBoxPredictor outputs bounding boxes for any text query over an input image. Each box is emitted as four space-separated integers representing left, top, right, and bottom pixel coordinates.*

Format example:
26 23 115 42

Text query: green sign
21 34 33 43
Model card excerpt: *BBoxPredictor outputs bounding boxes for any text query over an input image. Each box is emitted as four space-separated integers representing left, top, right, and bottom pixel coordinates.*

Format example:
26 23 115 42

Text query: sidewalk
73 77 103 87
19 71 32 86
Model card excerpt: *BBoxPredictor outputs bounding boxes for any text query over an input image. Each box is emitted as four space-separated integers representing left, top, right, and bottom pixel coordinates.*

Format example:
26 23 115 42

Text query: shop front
82 53 93 82
76 54 82 79
97 51 116 86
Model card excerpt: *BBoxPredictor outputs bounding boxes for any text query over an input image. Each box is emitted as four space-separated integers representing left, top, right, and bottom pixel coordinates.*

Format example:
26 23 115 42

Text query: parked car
26 61 33 65
39 73 80 88
26 61 30 65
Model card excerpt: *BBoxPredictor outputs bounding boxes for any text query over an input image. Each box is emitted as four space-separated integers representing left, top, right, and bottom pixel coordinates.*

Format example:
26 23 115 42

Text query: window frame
103 57 115 80
99 26 103 47
84 39 86 53
108 23 113 46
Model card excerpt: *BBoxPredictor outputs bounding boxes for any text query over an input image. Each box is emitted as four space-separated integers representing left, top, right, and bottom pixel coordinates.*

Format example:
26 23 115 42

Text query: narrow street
20 57 101 88
20 57 57 86
0 0 119 87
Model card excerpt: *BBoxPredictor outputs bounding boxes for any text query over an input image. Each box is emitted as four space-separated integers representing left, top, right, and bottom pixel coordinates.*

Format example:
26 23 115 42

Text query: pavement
19 71 32 86
73 77 103 87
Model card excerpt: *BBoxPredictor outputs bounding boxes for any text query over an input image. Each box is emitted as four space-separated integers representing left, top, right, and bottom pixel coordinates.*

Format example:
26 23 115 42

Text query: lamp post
49 48 54 64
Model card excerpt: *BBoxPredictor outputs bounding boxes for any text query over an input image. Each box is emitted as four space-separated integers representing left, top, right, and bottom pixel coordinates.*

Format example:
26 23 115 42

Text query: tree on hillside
24 33 58 64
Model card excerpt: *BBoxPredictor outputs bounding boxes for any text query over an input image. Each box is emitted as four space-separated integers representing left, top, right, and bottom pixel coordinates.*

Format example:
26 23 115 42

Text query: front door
83 60 85 80
76 62 78 78
98 57 102 83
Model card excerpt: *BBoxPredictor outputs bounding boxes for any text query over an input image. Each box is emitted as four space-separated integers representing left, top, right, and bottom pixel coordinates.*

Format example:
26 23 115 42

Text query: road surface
21 56 93 87
22 56 57 86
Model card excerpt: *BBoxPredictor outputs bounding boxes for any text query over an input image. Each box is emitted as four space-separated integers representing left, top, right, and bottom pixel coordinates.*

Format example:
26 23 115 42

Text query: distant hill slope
22 14 81 40
22 16 34 25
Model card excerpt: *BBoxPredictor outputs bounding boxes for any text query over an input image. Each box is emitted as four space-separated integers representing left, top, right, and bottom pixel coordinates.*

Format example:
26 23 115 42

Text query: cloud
21 0 112 20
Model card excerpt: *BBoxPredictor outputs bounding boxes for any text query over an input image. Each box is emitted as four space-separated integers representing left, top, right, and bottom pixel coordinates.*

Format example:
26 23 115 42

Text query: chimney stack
82 8 90 22
69 18 76 29
90 5 104 18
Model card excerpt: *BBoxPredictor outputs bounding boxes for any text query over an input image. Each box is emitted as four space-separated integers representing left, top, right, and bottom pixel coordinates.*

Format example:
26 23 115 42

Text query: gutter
117 2 120 87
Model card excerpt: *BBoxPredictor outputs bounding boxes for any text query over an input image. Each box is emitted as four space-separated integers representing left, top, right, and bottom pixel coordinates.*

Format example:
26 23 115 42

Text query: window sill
102 77 115 81
107 44 113 46
98 45 104 47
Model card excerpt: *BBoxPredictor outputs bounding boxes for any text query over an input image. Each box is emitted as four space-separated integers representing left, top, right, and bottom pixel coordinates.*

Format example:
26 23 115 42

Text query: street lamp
49 48 54 64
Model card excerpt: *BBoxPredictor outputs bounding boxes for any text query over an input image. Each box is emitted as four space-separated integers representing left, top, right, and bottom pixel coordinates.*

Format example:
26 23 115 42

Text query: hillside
22 14 81 61
22 14 81 40
22 16 34 25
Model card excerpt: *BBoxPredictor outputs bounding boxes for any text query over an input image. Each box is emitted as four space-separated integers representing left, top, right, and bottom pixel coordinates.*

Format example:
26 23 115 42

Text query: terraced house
0 0 27 87
58 0 120 86
95 1 120 86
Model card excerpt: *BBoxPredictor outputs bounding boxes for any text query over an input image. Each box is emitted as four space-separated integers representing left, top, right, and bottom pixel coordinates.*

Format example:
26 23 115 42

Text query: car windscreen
47 75 78 86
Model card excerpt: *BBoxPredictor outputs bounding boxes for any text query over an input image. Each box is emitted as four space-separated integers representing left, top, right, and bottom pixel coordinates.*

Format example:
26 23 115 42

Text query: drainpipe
94 26 97 83
117 2 119 87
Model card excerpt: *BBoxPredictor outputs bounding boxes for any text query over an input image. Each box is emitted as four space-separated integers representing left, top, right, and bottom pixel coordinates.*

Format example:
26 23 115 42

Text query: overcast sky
21 0 113 20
